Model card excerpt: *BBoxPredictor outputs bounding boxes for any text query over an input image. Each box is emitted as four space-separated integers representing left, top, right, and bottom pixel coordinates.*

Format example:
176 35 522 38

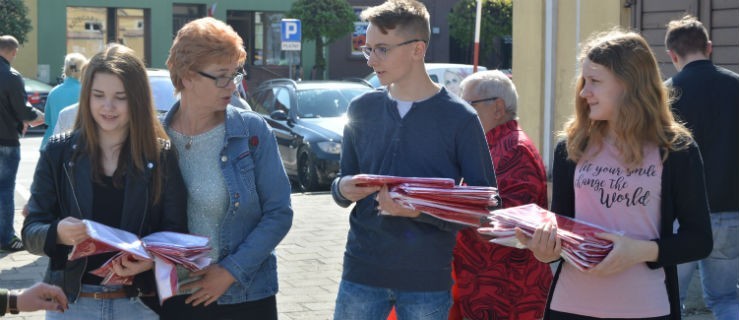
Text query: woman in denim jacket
160 17 293 320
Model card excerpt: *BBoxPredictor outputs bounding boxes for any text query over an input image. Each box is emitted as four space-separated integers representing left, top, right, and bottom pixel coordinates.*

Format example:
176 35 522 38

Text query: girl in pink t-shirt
516 30 713 319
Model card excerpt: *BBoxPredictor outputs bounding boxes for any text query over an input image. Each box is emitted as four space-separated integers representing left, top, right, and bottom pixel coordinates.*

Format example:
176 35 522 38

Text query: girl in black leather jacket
22 44 188 319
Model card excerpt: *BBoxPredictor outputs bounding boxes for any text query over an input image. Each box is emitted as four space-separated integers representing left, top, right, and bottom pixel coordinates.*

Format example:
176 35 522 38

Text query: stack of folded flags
354 174 499 226
69 220 211 303
477 204 613 271
355 174 613 270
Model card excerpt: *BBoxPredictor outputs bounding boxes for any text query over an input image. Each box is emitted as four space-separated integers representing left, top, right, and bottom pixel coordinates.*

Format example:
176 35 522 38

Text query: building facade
513 0 739 171
18 0 478 87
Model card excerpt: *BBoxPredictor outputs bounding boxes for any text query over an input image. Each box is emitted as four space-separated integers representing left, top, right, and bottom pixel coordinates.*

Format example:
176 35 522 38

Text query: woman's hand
587 232 658 276
514 222 562 263
338 175 381 202
56 217 88 246
376 185 420 218
111 254 154 277
181 264 236 307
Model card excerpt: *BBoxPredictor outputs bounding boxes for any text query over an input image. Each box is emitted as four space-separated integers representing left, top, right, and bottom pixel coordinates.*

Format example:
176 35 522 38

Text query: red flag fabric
478 204 614 271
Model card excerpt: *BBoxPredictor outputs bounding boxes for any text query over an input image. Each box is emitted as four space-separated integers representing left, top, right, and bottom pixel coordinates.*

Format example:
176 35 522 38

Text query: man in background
665 15 739 320
0 35 44 252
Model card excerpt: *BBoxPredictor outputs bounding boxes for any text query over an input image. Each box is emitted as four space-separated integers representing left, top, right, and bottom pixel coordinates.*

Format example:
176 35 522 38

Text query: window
67 7 148 64
254 12 287 66
84 22 103 31
274 87 291 112
252 88 275 115
173 4 205 38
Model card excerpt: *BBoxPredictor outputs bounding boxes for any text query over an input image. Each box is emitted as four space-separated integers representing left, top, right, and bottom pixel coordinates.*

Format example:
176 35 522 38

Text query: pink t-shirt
551 139 669 318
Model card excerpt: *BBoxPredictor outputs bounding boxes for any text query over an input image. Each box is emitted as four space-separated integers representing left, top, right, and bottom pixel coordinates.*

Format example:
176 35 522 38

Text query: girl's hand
587 232 658 276
515 222 562 263
56 217 88 246
111 254 154 277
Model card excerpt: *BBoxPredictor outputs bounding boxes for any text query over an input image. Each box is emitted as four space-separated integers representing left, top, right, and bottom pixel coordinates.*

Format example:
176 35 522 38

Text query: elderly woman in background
160 17 293 320
41 53 88 150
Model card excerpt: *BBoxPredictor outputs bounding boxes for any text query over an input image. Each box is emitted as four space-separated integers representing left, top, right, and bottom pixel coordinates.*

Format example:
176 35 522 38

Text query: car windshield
24 78 52 92
149 75 177 112
296 88 368 118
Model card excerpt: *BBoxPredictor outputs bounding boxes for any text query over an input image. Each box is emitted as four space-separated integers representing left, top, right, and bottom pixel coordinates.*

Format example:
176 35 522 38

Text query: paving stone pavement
0 192 720 320
0 136 721 319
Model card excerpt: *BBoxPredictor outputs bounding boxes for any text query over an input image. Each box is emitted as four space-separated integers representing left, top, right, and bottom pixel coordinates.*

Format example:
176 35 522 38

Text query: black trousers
161 295 277 320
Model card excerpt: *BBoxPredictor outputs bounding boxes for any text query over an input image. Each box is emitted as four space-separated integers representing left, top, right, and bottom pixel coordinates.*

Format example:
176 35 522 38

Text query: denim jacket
163 103 293 303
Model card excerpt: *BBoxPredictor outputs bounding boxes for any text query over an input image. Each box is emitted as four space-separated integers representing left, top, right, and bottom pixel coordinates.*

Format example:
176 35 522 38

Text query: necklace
184 136 193 150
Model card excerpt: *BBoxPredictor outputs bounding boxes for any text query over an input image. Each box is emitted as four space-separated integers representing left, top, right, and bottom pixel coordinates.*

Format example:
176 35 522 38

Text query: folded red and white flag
478 204 614 271
68 220 211 303
353 174 456 188
350 174 498 225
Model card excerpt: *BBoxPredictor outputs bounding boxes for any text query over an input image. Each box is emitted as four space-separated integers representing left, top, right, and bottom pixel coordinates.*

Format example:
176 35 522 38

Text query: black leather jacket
22 131 188 302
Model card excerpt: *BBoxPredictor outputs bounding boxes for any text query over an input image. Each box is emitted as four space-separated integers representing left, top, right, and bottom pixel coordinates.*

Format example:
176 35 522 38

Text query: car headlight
317 141 341 154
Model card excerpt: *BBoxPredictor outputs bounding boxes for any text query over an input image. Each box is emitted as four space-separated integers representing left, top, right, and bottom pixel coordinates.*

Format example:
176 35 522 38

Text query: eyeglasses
197 71 244 88
360 39 426 60
467 97 498 105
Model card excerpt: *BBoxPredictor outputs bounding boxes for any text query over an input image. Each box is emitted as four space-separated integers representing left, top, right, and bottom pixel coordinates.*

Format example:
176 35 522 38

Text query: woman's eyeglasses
360 39 426 60
197 71 244 88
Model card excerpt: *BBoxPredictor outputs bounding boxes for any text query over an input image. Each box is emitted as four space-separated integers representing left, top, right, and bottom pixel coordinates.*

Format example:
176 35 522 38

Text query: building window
351 7 368 57
254 12 287 66
67 7 107 57
67 7 148 65
173 4 205 38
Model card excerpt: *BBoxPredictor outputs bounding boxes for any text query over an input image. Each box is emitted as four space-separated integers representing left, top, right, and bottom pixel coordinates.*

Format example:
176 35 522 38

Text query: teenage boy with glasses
330 1 498 319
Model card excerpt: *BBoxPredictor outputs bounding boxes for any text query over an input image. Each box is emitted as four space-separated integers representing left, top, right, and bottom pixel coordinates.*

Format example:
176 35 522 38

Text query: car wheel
298 150 320 192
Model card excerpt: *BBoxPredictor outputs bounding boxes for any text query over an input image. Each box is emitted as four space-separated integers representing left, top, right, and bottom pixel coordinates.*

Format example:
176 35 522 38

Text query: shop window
67 7 148 65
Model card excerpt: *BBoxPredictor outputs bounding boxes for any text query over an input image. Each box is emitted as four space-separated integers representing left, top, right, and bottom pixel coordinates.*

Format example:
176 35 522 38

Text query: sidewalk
0 193 721 319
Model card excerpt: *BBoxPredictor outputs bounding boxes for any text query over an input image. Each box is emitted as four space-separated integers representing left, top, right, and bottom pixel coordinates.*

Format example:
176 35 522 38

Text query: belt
79 290 155 300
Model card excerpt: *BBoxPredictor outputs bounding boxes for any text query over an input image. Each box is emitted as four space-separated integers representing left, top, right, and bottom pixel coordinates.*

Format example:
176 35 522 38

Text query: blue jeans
677 211 739 320
0 145 20 246
46 285 159 320
333 280 452 320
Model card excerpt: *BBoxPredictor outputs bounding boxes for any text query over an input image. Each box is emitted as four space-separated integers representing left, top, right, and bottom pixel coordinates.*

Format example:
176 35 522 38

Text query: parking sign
281 19 301 51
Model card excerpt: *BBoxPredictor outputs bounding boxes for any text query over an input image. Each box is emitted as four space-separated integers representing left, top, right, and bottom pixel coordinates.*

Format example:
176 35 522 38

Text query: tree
449 0 512 68
0 0 33 44
287 0 355 79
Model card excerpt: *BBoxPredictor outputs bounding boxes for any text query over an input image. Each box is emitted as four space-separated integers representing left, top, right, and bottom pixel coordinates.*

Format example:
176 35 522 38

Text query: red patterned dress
450 120 553 320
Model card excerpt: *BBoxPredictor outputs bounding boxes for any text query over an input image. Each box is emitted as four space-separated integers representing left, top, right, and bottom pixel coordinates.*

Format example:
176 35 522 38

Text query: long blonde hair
562 30 692 167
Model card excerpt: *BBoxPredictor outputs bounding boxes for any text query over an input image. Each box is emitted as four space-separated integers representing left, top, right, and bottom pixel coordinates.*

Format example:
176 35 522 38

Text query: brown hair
665 15 709 57
360 0 431 42
0 35 19 52
167 17 246 93
562 29 692 167
75 44 169 203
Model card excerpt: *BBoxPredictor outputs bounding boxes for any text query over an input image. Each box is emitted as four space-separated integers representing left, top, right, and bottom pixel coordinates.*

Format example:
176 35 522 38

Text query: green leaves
449 0 512 67
287 0 355 44
0 0 33 44
287 0 356 78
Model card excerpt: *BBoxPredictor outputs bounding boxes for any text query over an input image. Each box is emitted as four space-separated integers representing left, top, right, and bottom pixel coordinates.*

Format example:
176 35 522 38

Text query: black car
23 77 53 133
250 79 373 191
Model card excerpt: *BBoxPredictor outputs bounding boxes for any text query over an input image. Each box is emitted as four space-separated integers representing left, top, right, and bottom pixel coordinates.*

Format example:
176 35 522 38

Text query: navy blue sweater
334 87 497 291
666 60 739 213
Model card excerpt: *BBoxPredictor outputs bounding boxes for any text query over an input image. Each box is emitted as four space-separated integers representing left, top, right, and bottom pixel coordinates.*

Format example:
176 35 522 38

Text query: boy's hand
376 185 420 218
339 175 381 202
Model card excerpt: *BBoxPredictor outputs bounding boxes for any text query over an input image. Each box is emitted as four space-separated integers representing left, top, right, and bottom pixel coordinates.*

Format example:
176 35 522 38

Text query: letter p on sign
281 19 301 51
